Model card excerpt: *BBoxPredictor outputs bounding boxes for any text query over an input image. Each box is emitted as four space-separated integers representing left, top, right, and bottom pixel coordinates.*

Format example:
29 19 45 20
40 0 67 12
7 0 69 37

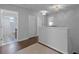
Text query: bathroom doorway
1 9 18 44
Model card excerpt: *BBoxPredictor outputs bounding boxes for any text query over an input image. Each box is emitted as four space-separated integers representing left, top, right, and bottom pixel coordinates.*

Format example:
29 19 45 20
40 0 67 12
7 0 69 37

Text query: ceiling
14 4 53 12
14 4 76 14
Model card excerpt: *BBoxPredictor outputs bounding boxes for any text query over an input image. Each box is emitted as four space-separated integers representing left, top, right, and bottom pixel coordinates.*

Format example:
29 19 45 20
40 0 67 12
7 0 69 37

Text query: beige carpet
16 43 59 54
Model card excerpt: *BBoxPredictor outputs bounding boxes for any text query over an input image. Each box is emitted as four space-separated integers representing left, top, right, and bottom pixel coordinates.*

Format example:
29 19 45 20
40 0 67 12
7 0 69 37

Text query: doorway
1 9 18 44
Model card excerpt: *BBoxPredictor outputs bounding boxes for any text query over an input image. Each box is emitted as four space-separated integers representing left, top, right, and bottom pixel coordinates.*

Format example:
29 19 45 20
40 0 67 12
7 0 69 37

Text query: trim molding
38 42 63 54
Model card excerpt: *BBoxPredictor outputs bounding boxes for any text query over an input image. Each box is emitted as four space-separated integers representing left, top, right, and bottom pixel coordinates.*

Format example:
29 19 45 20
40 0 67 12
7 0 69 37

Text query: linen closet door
1 9 18 43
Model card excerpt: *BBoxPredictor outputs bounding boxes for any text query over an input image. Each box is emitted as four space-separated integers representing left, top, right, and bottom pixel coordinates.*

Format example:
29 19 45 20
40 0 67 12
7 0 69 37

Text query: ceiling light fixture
49 4 66 12
40 10 48 15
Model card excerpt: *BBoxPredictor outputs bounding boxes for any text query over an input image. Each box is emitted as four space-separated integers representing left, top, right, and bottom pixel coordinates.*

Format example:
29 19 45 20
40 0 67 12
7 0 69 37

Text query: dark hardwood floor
0 36 38 54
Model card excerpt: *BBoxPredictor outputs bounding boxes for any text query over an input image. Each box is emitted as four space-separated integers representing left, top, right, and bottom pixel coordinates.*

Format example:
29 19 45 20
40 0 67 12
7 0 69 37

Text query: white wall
28 15 37 37
39 27 68 53
46 5 79 53
0 4 36 41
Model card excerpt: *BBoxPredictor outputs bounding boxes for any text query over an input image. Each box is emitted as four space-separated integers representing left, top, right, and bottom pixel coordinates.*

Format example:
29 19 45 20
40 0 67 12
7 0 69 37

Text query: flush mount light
40 10 48 15
49 4 66 12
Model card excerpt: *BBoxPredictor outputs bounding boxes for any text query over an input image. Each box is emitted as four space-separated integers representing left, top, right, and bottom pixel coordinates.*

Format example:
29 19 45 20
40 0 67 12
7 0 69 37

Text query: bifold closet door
1 9 18 43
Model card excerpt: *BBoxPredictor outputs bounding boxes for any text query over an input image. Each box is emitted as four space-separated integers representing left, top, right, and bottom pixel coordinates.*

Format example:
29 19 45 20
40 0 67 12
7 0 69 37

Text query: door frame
1 9 18 44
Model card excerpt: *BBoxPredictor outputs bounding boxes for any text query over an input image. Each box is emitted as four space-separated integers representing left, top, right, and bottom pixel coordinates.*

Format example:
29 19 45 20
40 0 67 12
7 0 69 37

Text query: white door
1 9 18 43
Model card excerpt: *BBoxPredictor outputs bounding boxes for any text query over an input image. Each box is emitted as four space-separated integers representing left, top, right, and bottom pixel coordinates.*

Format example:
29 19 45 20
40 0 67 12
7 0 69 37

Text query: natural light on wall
49 22 54 26
48 17 54 26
